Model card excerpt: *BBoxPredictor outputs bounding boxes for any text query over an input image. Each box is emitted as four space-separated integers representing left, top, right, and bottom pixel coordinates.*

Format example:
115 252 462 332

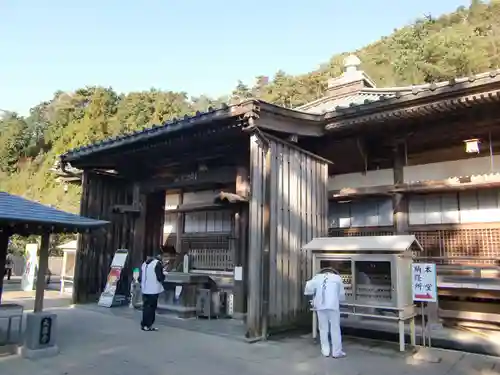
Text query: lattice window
412 228 500 265
184 235 233 271
328 227 500 266
328 228 395 237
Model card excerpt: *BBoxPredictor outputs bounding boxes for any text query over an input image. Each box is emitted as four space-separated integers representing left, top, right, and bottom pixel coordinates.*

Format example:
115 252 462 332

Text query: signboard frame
411 262 437 303
412 262 438 348
98 249 129 308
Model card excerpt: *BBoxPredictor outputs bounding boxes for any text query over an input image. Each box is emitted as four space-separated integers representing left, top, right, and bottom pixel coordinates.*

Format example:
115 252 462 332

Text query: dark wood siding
247 133 329 337
73 172 165 304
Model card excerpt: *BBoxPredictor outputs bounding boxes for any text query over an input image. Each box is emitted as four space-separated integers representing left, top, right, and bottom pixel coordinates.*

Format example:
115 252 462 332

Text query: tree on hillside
1 0 500 215
231 81 252 103
0 113 30 173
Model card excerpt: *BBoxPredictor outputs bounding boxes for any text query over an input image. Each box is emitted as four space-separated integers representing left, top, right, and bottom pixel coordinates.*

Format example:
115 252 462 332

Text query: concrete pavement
1 289 72 311
1 305 500 375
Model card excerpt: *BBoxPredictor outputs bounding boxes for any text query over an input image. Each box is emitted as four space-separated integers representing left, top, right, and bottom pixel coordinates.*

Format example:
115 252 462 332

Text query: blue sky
0 0 470 115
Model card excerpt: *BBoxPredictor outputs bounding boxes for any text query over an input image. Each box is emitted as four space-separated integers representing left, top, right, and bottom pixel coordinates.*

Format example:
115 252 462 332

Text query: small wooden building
61 103 330 337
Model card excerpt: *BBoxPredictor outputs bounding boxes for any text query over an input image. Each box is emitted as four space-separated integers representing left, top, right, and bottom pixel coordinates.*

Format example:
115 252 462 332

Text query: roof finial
344 54 361 73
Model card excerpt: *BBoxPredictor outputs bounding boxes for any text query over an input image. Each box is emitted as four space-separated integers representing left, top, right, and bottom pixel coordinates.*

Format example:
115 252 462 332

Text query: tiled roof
61 103 246 163
0 192 109 233
298 91 401 114
60 100 323 165
60 68 500 165
298 69 500 116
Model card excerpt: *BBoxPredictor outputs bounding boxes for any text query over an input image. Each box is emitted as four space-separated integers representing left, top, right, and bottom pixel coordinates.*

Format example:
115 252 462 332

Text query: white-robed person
305 267 346 358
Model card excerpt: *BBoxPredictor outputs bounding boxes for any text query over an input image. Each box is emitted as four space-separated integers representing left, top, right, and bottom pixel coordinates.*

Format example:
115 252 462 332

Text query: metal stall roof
0 191 109 234
303 235 423 252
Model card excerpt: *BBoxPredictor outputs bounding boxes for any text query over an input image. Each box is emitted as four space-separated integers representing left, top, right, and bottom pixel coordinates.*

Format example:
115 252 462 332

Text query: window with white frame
408 189 500 225
164 190 233 234
329 197 393 228
184 210 232 233
164 212 177 235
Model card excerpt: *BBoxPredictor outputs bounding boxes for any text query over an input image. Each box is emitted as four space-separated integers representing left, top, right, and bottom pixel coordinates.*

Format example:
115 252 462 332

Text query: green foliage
8 233 75 256
1 0 500 220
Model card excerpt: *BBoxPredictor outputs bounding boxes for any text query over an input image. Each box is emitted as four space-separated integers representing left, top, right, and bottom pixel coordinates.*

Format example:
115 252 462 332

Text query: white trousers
317 309 343 357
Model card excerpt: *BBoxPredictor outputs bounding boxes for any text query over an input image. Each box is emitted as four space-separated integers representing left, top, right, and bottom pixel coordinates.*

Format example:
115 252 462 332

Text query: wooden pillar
0 230 9 304
393 142 408 234
60 250 68 294
73 171 90 304
34 232 50 312
144 191 167 254
247 136 263 338
393 141 441 328
132 185 147 267
233 167 249 318
261 146 272 338
175 192 184 255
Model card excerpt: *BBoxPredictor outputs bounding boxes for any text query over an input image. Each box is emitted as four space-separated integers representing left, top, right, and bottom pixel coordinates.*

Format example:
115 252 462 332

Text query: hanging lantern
464 139 480 154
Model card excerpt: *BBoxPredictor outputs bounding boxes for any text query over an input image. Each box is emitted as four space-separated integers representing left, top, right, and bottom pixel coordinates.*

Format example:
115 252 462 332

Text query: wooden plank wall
73 172 165 304
144 191 166 257
247 134 329 337
74 171 133 303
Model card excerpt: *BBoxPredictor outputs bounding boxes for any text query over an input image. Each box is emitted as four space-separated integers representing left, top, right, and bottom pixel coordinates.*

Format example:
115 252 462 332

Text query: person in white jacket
138 252 165 331
304 268 346 358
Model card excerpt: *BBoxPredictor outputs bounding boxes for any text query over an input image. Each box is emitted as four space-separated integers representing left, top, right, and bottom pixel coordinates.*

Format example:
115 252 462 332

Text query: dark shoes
141 326 158 332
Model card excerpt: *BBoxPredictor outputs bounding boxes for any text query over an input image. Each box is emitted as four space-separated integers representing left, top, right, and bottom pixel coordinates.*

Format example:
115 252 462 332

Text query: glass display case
304 235 422 352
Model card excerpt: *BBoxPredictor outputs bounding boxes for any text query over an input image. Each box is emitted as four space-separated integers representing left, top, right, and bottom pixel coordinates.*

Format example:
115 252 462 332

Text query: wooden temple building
298 55 500 324
61 99 330 338
61 55 500 335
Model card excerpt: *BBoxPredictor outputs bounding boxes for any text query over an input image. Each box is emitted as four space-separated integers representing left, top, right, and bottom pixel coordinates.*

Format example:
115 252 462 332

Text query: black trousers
4 268 11 280
141 293 159 328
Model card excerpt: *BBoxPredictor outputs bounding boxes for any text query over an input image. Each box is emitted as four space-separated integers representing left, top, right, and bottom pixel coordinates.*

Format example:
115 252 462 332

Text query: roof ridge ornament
325 54 376 93
344 54 361 73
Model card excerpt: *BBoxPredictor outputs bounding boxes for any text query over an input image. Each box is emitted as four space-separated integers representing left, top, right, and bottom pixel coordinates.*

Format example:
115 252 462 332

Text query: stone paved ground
1 305 500 375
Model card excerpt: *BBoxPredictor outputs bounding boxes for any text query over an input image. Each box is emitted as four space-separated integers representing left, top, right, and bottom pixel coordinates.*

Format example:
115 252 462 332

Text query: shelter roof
303 235 423 252
61 100 323 167
0 192 109 234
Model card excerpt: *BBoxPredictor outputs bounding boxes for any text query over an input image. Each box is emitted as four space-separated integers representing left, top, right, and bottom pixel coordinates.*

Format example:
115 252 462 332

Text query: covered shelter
0 192 108 307
0 191 108 357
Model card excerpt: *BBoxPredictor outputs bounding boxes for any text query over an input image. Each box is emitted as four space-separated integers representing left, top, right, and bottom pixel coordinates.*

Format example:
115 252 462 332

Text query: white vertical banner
21 243 39 291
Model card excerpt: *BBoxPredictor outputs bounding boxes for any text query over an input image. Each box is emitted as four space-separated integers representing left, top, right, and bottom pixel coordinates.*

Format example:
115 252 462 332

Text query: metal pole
421 302 426 347
34 233 50 312
427 302 432 348
428 323 432 348
490 131 494 172
0 231 9 304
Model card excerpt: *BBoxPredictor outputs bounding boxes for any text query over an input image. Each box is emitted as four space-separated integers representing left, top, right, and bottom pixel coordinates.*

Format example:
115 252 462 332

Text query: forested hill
1 0 499 216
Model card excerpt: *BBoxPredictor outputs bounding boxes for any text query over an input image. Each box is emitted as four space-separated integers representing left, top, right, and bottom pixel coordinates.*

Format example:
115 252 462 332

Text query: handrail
415 256 499 261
